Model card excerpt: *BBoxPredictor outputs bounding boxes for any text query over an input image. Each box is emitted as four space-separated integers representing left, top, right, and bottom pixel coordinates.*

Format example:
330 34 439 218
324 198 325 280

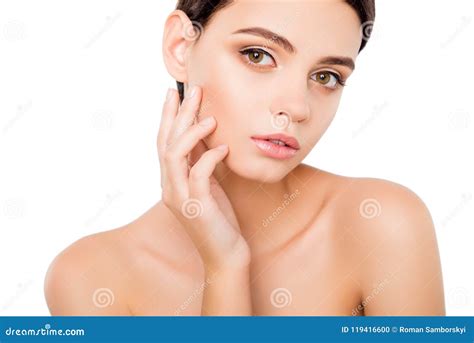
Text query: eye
312 71 346 90
239 47 275 68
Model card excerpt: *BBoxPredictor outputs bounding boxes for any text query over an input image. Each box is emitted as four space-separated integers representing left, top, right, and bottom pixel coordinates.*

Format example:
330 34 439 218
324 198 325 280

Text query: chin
224 153 299 184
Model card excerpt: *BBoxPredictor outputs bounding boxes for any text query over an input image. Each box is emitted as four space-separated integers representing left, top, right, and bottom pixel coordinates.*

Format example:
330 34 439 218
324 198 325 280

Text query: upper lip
251 133 300 150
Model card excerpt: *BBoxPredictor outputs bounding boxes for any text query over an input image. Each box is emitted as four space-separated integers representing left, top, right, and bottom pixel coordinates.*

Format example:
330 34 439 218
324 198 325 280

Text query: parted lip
251 133 301 150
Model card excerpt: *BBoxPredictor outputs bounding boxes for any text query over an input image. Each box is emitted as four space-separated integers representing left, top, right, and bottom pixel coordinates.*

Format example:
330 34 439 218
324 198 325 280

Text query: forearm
201 263 253 316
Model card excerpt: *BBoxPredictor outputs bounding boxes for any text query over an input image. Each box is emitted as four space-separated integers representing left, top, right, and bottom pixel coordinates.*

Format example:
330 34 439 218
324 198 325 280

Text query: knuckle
163 150 177 163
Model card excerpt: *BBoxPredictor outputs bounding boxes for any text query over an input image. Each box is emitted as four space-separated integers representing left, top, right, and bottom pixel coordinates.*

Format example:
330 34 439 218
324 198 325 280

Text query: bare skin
44 0 445 316
44 165 445 316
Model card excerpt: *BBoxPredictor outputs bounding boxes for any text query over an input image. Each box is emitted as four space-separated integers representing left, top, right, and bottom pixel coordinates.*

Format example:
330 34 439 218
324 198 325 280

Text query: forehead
203 0 362 59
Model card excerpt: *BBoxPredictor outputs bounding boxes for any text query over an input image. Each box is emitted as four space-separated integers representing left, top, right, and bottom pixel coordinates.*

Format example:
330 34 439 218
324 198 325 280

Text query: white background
1 0 473 315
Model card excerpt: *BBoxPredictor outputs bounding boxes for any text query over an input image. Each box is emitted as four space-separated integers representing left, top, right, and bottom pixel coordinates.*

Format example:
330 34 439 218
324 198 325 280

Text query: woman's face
172 0 361 183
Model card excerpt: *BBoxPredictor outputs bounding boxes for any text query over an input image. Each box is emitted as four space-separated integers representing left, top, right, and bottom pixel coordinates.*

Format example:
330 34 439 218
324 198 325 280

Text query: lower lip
251 138 298 160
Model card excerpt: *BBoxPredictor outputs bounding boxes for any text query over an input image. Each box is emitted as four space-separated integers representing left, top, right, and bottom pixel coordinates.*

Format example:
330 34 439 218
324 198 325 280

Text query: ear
162 10 196 84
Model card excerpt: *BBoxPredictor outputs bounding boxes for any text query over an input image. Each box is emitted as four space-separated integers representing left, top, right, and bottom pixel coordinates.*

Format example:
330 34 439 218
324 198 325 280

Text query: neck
212 160 301 249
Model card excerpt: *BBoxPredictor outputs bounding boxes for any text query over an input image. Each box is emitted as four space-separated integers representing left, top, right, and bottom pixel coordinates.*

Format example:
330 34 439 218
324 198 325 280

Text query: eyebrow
232 26 355 71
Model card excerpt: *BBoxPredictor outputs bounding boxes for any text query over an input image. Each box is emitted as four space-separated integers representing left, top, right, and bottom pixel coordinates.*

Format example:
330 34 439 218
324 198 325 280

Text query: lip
251 133 300 160
251 133 300 150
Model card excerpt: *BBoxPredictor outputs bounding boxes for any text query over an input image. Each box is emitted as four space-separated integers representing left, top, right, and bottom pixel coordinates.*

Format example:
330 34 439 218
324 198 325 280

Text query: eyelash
238 47 347 89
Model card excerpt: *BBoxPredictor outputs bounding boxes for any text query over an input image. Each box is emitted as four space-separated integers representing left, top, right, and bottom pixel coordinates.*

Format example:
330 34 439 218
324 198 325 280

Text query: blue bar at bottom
1 316 473 343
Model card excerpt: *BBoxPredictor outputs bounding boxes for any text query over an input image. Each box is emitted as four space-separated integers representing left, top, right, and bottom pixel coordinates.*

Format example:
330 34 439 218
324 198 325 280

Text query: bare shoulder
44 227 138 315
44 203 205 316
320 172 445 315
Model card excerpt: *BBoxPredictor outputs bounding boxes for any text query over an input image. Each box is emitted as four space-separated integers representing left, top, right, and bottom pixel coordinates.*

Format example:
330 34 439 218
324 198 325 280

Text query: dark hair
174 0 375 102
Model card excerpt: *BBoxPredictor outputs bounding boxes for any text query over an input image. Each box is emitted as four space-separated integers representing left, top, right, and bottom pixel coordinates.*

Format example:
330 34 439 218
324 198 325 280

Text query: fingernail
187 85 197 98
198 116 214 126
165 88 173 102
216 144 228 151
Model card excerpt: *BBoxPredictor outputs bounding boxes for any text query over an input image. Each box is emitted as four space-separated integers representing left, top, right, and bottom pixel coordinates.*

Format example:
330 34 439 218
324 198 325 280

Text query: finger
167 115 216 159
188 139 209 168
158 88 179 159
165 116 217 198
167 85 202 146
188 145 228 199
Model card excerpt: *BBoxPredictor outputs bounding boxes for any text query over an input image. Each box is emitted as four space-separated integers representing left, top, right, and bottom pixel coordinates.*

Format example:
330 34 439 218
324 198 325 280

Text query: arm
201 260 253 316
44 237 131 316
158 86 254 316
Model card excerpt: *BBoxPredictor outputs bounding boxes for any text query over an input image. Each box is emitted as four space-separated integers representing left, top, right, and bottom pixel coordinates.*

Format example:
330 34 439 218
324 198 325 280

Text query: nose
269 87 310 125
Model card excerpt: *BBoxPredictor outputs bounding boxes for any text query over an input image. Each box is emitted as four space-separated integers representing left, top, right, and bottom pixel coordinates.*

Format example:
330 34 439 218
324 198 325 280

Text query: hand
157 85 250 269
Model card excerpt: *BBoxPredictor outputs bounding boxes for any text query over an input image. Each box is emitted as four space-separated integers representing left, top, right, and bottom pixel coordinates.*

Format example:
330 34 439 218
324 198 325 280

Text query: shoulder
324 174 445 315
329 175 436 239
44 228 135 315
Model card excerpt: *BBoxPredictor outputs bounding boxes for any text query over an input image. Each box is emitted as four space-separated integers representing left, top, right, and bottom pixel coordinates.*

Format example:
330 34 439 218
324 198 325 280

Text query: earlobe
162 9 194 84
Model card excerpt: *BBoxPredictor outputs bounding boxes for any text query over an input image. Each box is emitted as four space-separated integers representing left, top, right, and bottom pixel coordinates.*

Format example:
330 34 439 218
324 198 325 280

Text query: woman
44 0 445 316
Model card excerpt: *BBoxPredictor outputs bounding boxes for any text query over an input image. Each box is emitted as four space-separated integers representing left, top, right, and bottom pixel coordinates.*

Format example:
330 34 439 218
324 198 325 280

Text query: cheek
300 95 341 149
196 54 257 143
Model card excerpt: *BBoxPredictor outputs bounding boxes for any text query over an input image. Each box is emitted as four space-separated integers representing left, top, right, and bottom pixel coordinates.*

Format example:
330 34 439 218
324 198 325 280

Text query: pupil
250 51 262 63
319 73 329 84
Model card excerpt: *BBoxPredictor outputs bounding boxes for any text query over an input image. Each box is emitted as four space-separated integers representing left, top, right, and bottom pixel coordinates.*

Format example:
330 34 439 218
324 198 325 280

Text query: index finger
157 88 179 159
